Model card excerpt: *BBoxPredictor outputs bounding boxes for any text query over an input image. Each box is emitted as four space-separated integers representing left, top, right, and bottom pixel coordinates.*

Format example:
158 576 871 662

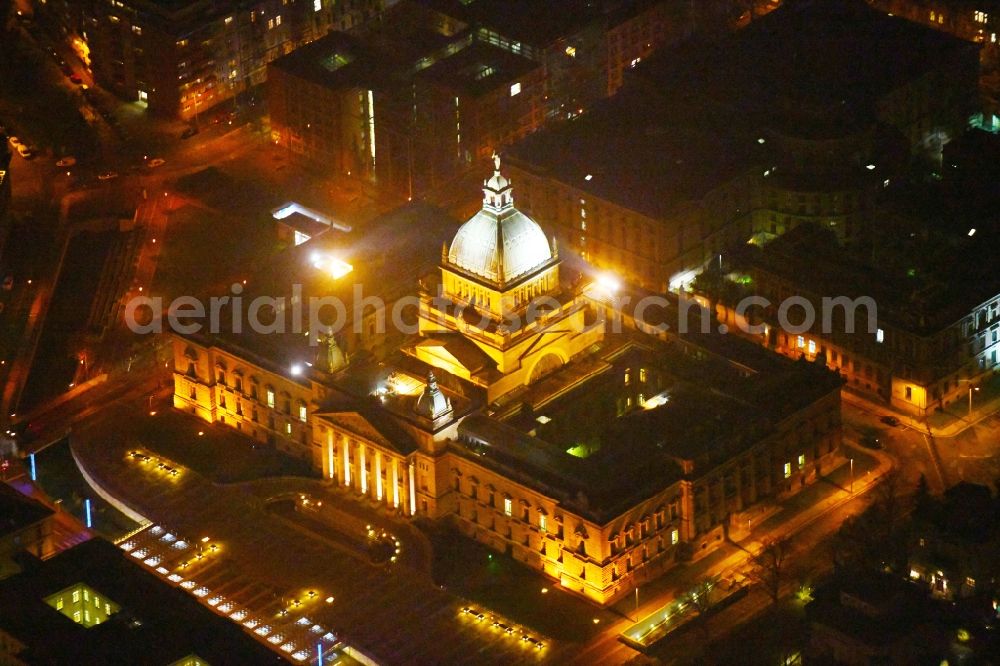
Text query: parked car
147 158 166 168
69 73 83 85
879 415 900 427
17 144 34 159
56 156 76 167
97 171 118 181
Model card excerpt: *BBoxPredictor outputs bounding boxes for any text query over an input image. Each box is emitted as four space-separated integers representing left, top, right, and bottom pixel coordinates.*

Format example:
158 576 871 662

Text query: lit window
639 368 647 383
876 328 884 343
670 529 679 545
966 576 976 588
504 497 512 517
975 10 987 24
798 454 805 469
267 18 274 29
314 0 321 10
56 598 64 610
630 57 641 68
73 590 80 602
299 405 307 422
266 389 275 408
624 368 631 386
276 14 281 25
510 82 521 97
807 340 816 355
796 336 805 349
285 422 292 435
131 24 141 35
784 462 791 478
910 569 921 580
565 45 576 57
539 514 547 532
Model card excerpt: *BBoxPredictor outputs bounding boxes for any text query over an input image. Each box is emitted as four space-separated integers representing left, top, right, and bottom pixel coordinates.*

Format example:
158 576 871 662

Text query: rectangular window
504 497 512 517
639 368 647 383
807 340 816 355
510 82 521 96
539 514 547 532
285 422 292 435
313 0 321 10
266 389 275 408
670 529 679 545
299 405 307 422
798 454 805 469
796 336 805 349
73 590 80 602
784 462 792 478
876 328 885 343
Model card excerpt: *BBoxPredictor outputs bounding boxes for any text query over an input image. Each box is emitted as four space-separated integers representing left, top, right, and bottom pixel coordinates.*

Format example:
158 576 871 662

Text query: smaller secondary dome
414 372 452 420
447 154 553 285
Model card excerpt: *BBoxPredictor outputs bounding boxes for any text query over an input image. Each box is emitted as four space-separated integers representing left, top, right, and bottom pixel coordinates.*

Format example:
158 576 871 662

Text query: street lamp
634 586 640 622
849 457 854 495
958 379 980 418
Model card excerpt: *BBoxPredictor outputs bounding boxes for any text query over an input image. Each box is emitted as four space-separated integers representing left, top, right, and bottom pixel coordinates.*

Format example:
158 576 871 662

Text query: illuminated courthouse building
172 159 843 604
506 0 980 292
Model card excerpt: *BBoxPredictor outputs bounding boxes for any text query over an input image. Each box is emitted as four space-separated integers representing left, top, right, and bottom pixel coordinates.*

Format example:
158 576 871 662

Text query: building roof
416 40 540 97
268 31 379 91
447 159 554 285
737 218 1000 336
411 0 602 47
453 337 840 524
637 0 978 139
0 538 282 665
187 201 459 374
507 86 764 219
508 0 977 218
0 483 53 540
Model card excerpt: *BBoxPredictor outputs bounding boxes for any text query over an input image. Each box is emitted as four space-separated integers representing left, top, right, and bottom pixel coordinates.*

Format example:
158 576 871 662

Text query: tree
914 473 932 516
683 575 718 638
749 538 788 605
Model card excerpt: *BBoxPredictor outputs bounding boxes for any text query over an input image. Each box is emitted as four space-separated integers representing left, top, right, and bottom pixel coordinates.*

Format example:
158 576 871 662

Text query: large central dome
447 155 553 286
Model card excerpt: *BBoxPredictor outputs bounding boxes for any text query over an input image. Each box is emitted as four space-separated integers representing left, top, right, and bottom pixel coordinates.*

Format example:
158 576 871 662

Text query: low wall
70 443 151 526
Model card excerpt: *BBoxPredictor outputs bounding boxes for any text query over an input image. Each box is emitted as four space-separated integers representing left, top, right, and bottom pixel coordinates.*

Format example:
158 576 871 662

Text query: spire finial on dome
483 153 512 212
